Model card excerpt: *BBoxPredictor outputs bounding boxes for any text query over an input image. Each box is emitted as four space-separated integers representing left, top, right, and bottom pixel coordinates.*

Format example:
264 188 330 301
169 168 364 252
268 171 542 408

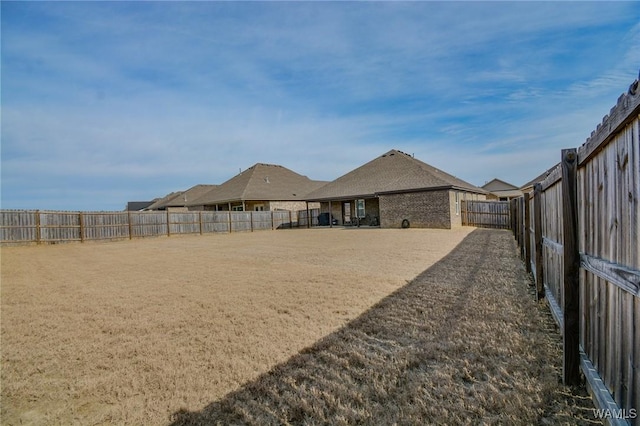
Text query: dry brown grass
168 229 598 426
1 227 475 425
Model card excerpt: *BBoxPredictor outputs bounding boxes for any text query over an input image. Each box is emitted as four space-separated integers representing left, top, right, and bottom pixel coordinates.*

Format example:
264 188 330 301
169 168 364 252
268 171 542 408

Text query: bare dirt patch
1 227 473 425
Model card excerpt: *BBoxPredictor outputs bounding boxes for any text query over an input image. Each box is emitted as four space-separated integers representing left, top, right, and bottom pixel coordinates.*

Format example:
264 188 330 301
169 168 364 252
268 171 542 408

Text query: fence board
272 210 291 229
82 212 130 241
1 208 323 245
0 210 37 243
513 76 640 423
169 212 200 235
39 211 81 242
131 212 168 237
461 200 510 229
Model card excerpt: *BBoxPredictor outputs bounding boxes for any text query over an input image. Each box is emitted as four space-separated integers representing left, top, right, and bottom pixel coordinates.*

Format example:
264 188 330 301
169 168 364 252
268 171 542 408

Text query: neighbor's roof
305 149 485 201
520 163 560 190
125 201 154 211
188 163 327 206
160 184 219 208
146 191 185 210
482 178 519 192
488 189 524 199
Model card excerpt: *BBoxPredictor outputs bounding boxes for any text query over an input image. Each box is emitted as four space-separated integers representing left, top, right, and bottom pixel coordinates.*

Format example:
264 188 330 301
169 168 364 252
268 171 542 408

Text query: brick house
186 163 326 213
304 150 486 229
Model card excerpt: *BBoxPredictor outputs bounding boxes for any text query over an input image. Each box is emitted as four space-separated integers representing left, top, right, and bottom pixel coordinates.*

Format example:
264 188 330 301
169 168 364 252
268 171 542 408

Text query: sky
1 2 639 211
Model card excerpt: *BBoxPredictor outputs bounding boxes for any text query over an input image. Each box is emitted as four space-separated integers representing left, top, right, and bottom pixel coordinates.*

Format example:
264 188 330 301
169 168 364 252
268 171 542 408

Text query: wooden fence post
511 199 516 238
228 211 232 233
271 211 274 230
515 199 520 244
35 210 41 244
524 192 531 273
79 212 85 243
519 197 525 258
166 210 171 236
533 183 545 300
128 211 133 240
250 211 254 232
561 148 580 385
199 211 203 235
289 210 292 229
463 200 468 226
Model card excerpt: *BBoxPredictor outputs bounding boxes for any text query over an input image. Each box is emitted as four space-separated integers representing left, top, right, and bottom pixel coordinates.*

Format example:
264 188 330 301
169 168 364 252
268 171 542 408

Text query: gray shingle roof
188 163 327 206
147 185 219 210
305 149 485 201
146 191 185 210
163 184 219 207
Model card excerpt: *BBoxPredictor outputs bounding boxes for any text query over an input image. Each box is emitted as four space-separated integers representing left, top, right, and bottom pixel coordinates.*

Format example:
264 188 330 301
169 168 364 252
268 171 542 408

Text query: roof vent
264 177 270 183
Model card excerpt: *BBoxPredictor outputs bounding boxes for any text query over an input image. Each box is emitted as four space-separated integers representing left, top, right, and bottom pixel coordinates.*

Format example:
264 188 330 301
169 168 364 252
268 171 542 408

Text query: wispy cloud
1 1 639 210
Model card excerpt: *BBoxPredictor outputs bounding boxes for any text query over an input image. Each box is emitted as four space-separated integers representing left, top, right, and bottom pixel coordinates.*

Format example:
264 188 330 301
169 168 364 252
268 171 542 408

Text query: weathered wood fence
513 76 639 425
0 209 320 244
461 200 511 229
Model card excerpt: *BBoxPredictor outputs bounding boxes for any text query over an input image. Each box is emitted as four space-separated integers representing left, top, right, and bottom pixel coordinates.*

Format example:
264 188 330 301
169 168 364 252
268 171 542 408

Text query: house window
356 199 365 218
455 192 460 216
254 204 265 211
232 205 244 211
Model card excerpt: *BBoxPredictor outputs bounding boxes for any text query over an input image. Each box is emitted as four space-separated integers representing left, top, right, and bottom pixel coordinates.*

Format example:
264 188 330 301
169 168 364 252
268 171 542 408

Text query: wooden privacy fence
461 200 511 229
0 209 321 244
513 76 640 425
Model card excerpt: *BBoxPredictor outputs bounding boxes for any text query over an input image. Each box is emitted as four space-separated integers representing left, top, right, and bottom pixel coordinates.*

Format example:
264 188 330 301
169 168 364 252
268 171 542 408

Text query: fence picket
511 75 640 422
460 200 511 229
0 208 321 244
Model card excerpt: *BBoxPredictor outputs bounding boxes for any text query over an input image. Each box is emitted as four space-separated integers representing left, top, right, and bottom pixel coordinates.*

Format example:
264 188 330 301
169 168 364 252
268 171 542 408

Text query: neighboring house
187 163 326 212
145 191 184 211
520 164 559 194
481 178 523 201
125 201 154 211
147 184 218 211
304 149 486 229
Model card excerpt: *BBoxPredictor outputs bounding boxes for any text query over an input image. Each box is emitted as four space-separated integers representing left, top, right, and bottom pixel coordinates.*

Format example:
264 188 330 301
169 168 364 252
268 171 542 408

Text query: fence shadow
168 229 590 425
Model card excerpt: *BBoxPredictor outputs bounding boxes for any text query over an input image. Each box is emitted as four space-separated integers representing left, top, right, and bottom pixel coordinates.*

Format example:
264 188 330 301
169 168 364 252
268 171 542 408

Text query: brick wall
379 190 452 229
266 201 318 212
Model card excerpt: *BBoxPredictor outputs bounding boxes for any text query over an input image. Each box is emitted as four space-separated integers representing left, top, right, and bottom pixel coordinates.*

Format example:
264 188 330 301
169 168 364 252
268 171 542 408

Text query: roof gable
306 150 484 200
482 178 519 192
147 185 219 210
189 163 326 206
164 184 219 207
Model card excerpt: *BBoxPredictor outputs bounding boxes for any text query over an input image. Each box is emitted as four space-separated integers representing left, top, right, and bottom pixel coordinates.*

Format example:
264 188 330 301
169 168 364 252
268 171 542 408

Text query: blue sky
2 2 639 211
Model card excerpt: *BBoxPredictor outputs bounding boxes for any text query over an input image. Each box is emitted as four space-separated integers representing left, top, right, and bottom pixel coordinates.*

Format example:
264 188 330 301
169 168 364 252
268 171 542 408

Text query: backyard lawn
1 228 595 425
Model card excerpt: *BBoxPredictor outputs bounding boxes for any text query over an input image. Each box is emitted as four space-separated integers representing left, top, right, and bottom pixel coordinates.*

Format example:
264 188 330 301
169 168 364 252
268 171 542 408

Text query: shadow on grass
169 229 593 425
